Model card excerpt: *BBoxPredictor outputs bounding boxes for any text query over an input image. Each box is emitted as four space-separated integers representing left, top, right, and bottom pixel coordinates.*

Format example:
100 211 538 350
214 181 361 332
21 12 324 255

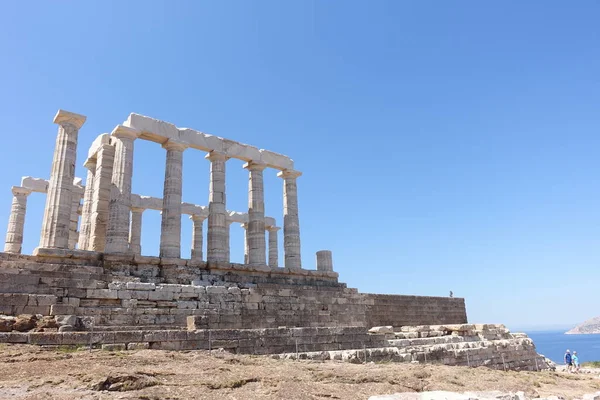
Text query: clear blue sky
0 1 598 331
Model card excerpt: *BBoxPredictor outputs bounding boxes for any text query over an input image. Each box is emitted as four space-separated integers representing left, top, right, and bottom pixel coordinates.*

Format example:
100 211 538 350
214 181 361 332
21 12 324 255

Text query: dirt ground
0 345 599 400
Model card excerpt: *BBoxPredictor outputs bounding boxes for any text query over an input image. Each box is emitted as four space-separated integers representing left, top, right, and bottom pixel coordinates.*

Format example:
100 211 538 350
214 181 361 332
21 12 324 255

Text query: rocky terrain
0 344 599 399
566 317 600 335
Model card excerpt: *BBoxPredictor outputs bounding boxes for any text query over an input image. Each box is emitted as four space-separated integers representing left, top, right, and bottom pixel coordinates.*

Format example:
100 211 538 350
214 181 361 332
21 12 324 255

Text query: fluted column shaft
224 220 233 263
160 142 186 258
89 143 115 252
206 152 228 262
129 207 144 255
78 160 96 250
68 185 83 249
277 170 302 269
244 162 267 266
40 110 86 249
190 215 206 261
4 187 32 254
241 223 249 264
267 226 280 268
105 126 138 253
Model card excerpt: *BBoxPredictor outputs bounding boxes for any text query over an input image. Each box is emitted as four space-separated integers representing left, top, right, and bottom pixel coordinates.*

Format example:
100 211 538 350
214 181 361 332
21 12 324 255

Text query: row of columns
29 110 303 270
126 209 280 267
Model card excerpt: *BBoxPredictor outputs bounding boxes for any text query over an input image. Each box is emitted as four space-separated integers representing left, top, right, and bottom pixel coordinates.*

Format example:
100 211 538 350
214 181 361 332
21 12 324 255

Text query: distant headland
566 316 600 334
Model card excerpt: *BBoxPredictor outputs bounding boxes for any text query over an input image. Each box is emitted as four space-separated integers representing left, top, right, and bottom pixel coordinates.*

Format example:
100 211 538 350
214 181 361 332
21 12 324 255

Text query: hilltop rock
566 316 600 334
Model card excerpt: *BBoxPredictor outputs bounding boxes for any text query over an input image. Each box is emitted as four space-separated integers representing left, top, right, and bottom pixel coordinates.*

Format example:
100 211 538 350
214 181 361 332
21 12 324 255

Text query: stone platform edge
20 249 339 281
0 326 386 354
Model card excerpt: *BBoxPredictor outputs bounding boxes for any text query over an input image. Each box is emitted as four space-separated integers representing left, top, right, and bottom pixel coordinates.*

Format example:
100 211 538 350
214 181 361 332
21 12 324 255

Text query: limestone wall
364 294 468 327
0 252 468 330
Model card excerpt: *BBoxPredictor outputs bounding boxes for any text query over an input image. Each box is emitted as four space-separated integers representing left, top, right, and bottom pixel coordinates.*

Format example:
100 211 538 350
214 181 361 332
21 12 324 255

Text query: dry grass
0 345 598 399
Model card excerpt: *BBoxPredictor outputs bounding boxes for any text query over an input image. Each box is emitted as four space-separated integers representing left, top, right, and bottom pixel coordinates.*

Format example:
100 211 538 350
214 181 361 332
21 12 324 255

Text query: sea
526 330 600 364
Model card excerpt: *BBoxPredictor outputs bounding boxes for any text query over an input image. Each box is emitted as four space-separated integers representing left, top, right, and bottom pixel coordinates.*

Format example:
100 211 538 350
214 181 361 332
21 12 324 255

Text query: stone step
90 324 185 332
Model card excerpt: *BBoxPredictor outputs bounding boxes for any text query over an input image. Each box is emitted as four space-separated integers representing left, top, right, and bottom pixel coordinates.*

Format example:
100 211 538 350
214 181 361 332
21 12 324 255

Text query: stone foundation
0 252 466 329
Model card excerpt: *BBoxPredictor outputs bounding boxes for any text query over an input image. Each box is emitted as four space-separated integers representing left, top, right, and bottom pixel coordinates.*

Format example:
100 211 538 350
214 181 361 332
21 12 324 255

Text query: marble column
206 151 228 262
4 187 32 254
68 182 84 250
160 141 187 258
241 223 249 264
78 159 96 250
129 207 144 255
39 110 86 249
243 162 267 266
190 214 206 261
89 143 115 252
266 226 280 268
276 170 302 269
105 125 138 254
316 250 333 272
224 219 234 263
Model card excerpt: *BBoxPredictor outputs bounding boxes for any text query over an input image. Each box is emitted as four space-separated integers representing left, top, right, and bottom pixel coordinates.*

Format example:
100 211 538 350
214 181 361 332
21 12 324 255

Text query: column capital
277 169 302 179
190 214 207 222
266 226 281 232
162 140 188 152
243 161 267 171
11 186 32 197
205 151 228 162
131 206 145 213
83 157 97 170
111 125 140 140
53 110 86 129
241 222 248 229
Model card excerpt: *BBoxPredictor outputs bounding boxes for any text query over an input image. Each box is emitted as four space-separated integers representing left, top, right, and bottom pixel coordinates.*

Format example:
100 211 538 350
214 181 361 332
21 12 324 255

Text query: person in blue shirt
564 349 572 372
572 351 580 373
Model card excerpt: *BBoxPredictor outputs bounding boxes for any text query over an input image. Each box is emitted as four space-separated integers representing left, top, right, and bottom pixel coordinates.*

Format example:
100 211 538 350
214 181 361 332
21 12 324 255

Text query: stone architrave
89 142 115 251
243 162 267 266
159 141 187 258
277 169 302 269
129 207 144 255
68 182 84 250
190 214 206 261
4 187 32 254
77 159 96 250
105 126 139 254
241 223 249 264
206 151 228 263
39 110 86 249
266 226 280 268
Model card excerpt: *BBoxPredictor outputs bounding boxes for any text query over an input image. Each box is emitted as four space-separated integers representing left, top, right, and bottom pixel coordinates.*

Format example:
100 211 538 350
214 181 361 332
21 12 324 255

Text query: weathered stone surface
39 110 86 250
368 326 394 334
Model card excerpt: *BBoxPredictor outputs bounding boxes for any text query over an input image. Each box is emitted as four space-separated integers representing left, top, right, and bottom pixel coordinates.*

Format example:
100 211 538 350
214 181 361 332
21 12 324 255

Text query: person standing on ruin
564 349 573 372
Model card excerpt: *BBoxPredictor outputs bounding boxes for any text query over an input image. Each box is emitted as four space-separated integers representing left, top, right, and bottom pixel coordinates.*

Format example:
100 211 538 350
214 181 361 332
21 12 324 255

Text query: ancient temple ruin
5 110 317 270
0 110 549 371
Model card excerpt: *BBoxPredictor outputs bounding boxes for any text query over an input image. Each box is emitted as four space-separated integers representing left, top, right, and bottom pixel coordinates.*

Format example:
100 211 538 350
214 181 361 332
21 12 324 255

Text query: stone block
108 282 127 290
87 289 118 299
102 343 127 351
369 326 394 334
50 305 75 315
206 286 227 294
0 294 29 306
177 301 197 309
126 282 156 291
29 332 62 345
121 299 138 308
61 332 90 345
148 291 174 301
127 342 150 350
157 284 183 293
28 295 58 306
0 332 28 343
